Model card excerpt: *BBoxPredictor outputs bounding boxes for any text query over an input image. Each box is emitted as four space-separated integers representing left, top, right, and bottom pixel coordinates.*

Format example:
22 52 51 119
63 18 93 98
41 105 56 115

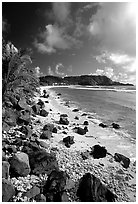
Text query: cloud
88 2 136 56
35 66 43 78
34 24 82 54
52 2 71 23
48 66 54 75
55 63 64 75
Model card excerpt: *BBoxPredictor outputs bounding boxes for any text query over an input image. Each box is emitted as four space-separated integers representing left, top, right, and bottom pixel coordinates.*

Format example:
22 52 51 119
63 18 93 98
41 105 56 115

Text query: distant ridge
40 75 134 86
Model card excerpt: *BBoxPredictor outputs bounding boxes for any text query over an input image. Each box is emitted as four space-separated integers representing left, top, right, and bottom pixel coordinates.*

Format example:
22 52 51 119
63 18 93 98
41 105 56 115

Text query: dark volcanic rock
112 123 120 129
76 127 86 135
52 127 57 133
99 123 108 128
2 178 15 202
63 136 75 148
77 173 116 202
59 116 69 125
6 145 17 154
9 152 31 177
32 104 41 115
40 109 49 117
60 114 68 117
43 170 69 202
114 153 130 168
29 150 58 175
90 145 107 159
40 130 52 139
17 109 31 125
37 99 45 109
74 116 79 120
2 161 10 179
22 141 40 155
43 123 54 131
84 126 88 132
72 108 79 112
83 121 89 125
19 125 32 138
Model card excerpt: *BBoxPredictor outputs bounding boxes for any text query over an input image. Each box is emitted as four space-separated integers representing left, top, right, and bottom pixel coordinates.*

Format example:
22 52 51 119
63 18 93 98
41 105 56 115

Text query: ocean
51 85 136 140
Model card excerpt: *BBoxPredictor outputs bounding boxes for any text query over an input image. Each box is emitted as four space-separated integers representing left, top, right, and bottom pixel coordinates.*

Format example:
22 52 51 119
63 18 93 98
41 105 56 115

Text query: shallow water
51 86 136 140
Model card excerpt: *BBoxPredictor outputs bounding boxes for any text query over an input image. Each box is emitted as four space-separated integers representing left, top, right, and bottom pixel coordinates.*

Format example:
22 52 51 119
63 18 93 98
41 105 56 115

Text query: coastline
37 85 136 201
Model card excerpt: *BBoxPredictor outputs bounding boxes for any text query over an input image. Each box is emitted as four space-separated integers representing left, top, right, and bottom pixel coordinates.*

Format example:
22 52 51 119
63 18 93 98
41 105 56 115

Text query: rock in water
90 145 107 159
29 150 58 175
77 127 86 135
112 123 120 129
99 123 108 128
77 173 116 202
9 152 31 177
37 99 45 109
40 109 49 117
2 178 15 202
43 170 69 202
63 136 75 148
59 116 69 125
114 153 130 168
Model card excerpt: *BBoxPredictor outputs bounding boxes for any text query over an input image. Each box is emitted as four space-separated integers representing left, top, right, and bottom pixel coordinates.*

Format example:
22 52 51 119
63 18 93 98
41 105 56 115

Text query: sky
2 1 136 84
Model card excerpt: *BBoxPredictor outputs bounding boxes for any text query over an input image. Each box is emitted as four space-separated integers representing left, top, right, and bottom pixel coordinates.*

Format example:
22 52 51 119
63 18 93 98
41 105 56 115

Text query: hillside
40 75 133 86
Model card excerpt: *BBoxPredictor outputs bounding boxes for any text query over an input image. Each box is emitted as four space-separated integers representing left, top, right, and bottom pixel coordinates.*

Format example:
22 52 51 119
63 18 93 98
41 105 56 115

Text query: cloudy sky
2 1 136 84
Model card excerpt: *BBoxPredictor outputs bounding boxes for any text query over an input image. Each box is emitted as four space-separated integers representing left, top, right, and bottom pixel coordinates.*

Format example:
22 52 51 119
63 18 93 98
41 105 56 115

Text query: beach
35 86 136 201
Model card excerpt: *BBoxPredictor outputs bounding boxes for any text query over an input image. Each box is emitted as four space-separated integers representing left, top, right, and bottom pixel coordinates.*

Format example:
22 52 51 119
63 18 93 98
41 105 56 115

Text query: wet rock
43 170 69 202
40 109 49 117
2 178 15 202
9 152 31 177
90 145 107 159
29 150 58 175
24 186 40 199
2 161 10 179
32 104 41 115
59 116 69 125
83 121 89 125
40 130 52 139
77 173 116 202
112 123 120 129
43 123 54 131
114 153 130 168
35 194 46 202
99 123 108 128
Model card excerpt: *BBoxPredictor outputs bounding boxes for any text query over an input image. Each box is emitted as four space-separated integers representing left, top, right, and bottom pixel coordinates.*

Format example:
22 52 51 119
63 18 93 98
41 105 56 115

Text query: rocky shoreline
2 86 136 202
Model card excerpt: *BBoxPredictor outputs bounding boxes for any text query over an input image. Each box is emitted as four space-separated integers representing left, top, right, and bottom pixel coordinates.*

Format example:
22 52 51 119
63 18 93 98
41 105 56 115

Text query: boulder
35 194 46 202
59 117 69 125
19 125 32 138
22 141 40 155
43 123 54 131
37 99 45 109
99 123 108 128
112 123 120 129
29 150 58 175
43 170 69 202
77 127 86 135
3 108 17 126
18 98 30 111
17 109 31 125
114 153 130 168
24 186 40 199
32 104 41 115
52 127 57 133
40 130 52 139
90 145 107 159
39 141 49 149
77 173 116 202
63 136 75 147
2 178 15 202
83 121 89 125
72 108 79 112
40 109 49 117
9 152 31 177
2 161 10 179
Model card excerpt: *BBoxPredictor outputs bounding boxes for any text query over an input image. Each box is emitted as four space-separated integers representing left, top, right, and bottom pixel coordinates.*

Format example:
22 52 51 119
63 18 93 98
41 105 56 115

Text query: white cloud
48 66 54 75
55 63 64 75
34 24 82 54
35 66 43 78
88 2 136 56
52 2 71 23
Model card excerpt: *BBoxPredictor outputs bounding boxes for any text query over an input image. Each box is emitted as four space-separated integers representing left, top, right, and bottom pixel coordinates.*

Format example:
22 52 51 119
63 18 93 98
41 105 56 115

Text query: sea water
51 86 136 140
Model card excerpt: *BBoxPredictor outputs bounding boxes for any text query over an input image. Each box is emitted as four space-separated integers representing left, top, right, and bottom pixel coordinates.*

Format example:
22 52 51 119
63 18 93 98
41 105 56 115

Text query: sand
32 86 136 202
